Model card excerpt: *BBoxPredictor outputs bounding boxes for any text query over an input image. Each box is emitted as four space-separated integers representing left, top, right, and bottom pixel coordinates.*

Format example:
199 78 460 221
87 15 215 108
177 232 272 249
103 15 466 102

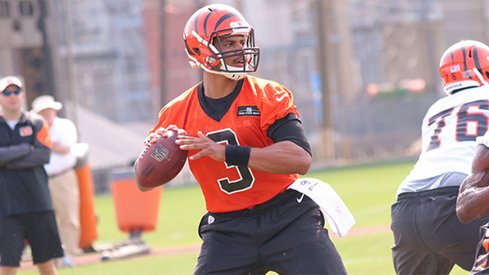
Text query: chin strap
222 72 247 80
219 64 249 80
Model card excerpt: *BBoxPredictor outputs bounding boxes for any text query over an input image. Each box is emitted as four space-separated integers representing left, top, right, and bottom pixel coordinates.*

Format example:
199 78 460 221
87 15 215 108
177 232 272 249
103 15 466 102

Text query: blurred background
0 0 487 192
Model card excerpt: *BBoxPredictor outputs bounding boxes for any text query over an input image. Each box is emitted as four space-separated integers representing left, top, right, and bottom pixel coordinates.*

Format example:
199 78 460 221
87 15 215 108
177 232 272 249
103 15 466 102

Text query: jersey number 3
428 100 489 150
207 129 255 194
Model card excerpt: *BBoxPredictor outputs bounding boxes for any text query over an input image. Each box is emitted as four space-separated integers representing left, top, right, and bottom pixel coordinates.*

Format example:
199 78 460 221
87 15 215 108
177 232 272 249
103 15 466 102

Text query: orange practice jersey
151 76 300 213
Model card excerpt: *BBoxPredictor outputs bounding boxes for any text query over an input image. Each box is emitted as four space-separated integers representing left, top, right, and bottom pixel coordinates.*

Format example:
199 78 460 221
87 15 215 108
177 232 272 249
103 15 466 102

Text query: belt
49 169 72 178
397 186 459 200
209 189 299 218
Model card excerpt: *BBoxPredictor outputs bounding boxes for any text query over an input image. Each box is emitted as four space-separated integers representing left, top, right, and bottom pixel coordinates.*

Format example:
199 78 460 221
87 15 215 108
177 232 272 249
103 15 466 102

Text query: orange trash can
110 169 162 233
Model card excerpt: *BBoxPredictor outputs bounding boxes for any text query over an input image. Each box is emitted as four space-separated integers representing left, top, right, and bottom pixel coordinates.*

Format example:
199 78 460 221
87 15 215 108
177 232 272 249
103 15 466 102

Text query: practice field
19 160 467 274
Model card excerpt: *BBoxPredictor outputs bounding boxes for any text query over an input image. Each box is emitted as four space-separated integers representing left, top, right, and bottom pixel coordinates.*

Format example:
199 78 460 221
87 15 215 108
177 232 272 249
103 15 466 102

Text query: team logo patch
19 126 33 137
150 145 169 162
237 106 260 116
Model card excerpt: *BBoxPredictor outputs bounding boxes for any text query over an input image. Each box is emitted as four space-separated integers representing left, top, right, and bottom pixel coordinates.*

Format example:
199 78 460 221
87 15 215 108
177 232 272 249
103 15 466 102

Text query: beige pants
49 169 81 257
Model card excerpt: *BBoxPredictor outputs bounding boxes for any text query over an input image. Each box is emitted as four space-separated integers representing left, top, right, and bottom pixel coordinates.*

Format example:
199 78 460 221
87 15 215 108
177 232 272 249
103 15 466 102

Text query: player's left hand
176 131 225 162
144 125 187 147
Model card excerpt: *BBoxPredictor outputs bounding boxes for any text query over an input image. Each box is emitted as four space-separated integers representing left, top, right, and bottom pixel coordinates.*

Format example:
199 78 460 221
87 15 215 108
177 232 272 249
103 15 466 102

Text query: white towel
288 178 355 237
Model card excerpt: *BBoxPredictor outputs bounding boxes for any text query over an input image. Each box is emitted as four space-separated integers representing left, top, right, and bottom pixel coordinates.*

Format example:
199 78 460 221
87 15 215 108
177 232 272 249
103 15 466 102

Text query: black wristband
225 145 251 166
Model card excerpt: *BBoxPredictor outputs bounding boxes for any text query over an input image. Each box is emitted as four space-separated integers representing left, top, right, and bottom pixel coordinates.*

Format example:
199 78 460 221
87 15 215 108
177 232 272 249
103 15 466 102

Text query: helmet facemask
208 27 260 80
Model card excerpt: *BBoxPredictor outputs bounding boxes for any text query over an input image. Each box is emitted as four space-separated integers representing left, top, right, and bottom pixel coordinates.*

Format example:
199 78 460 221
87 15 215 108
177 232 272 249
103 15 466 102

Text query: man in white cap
31 95 81 268
0 75 64 274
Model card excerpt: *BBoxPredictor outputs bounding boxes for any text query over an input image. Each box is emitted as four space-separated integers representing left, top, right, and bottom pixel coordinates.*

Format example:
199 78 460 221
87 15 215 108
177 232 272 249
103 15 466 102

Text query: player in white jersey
399 85 489 191
391 40 489 275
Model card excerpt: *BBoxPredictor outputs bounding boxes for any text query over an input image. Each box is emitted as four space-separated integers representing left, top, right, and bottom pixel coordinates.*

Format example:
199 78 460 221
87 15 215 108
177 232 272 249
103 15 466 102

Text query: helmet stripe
202 11 213 37
462 47 471 78
474 47 482 72
214 13 236 32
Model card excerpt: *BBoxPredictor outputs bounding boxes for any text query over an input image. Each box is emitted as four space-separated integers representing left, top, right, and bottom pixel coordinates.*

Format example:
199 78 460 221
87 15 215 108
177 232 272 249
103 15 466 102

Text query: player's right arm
457 142 489 223
247 140 311 175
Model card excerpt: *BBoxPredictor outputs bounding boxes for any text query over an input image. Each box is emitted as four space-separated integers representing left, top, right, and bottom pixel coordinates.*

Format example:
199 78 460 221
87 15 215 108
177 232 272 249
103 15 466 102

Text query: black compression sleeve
267 113 312 156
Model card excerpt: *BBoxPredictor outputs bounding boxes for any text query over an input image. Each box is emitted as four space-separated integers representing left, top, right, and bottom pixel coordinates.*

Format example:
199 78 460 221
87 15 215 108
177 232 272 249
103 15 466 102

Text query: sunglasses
1 89 22 96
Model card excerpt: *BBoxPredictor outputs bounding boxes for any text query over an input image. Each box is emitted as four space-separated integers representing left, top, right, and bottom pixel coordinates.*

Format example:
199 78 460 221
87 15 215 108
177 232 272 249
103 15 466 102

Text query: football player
391 40 489 275
136 4 347 274
457 130 489 274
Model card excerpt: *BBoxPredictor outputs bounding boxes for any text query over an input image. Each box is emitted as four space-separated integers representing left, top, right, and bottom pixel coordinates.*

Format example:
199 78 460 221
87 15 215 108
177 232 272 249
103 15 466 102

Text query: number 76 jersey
404 85 489 182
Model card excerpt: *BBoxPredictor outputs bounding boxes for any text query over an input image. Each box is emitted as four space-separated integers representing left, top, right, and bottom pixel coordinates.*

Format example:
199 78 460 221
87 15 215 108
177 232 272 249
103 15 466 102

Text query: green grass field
19 160 467 274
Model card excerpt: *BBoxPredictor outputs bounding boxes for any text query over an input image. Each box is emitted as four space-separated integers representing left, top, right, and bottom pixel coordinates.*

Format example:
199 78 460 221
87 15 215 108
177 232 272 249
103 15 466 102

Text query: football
135 130 188 189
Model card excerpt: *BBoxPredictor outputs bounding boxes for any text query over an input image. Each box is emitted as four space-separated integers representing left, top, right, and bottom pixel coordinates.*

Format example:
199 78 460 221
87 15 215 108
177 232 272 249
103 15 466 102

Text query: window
19 0 34 16
0 1 10 17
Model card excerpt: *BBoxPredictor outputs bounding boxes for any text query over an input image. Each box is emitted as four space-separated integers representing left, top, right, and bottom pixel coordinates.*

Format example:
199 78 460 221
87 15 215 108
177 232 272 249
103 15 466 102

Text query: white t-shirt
44 117 78 176
398 86 489 193
6 120 18 129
